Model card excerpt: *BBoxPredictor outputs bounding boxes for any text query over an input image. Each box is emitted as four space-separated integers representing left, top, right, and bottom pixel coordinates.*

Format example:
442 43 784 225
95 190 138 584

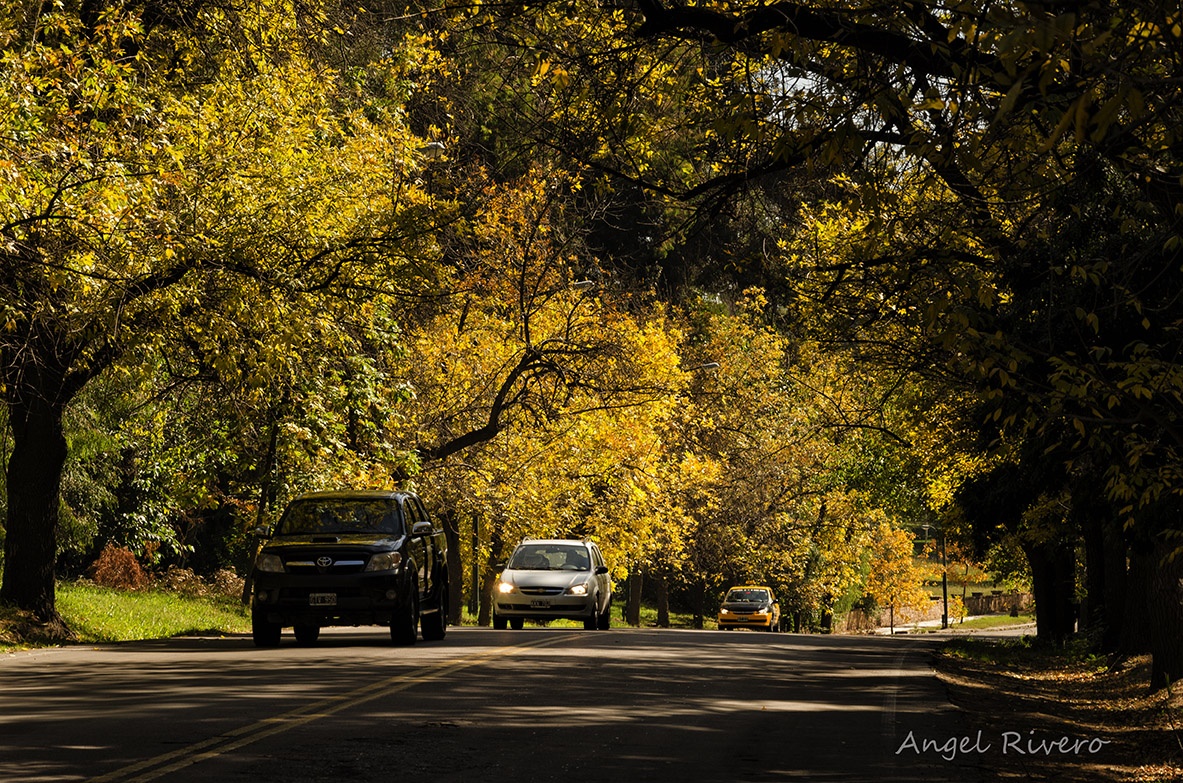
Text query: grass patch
939 633 1106 671
54 582 250 645
947 613 1036 631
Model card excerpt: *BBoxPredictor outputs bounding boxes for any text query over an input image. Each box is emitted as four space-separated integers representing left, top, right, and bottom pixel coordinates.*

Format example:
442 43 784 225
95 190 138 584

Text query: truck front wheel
252 611 281 647
391 589 419 646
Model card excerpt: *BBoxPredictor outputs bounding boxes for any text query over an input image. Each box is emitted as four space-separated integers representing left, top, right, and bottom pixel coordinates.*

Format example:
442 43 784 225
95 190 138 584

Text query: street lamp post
940 531 949 629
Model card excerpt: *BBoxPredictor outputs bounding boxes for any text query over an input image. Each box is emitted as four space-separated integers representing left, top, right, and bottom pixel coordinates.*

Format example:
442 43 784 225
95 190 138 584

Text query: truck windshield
275 499 403 536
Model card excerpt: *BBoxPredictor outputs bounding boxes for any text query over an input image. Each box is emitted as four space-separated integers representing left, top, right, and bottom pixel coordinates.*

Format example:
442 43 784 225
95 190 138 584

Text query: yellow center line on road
88 633 580 783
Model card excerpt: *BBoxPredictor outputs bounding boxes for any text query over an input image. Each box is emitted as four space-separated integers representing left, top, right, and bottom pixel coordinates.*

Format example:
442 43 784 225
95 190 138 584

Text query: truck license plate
309 593 337 606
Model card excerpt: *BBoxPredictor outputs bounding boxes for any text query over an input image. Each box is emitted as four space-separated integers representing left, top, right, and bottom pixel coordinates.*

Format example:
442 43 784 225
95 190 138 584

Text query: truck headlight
365 551 402 572
255 553 284 573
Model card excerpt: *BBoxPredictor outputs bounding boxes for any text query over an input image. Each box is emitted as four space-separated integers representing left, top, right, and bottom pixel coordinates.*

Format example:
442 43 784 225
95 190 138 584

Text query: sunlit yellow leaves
0 0 447 527
865 522 930 619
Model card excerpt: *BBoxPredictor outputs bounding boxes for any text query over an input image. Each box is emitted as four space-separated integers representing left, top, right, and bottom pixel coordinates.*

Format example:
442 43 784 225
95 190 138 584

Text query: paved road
0 627 1091 782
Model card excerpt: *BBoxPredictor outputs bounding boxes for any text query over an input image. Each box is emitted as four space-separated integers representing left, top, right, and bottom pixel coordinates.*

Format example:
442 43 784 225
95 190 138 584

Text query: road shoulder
934 642 1182 782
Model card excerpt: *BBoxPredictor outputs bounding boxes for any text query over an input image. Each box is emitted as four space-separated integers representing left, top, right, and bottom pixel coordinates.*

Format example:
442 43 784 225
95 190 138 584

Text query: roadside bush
159 566 244 598
207 568 245 598
88 544 148 590
158 566 205 595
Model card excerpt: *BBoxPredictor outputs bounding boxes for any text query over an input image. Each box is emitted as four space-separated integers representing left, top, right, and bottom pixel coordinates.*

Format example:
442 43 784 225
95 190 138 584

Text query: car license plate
309 593 337 606
530 599 551 608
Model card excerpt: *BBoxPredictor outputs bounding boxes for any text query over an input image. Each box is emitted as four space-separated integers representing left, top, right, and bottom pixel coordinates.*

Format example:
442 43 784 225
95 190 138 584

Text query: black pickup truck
250 490 448 647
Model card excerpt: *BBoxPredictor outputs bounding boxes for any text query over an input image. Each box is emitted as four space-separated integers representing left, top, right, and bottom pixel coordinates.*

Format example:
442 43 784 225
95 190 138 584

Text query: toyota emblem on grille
316 556 333 568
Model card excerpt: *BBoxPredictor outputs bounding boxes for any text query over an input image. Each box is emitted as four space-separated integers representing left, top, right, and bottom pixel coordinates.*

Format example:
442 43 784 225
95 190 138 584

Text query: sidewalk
875 615 1038 636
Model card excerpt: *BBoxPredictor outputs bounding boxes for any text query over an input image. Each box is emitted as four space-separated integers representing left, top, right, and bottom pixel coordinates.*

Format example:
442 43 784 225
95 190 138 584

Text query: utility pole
941 530 949 629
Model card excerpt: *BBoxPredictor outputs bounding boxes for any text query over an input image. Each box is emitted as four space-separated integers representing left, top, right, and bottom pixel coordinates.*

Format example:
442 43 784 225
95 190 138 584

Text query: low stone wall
838 592 1033 633
964 592 1032 616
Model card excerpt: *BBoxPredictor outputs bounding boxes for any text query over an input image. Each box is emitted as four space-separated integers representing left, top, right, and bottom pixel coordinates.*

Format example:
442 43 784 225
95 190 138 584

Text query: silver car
493 539 612 630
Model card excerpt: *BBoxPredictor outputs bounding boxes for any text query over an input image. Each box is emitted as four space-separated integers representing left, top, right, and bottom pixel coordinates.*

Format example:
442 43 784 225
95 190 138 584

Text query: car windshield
725 589 769 603
275 499 403 536
508 544 591 571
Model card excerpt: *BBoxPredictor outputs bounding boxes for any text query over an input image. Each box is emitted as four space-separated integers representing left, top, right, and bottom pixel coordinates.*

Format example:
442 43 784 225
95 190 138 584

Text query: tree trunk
691 578 705 629
1024 540 1076 645
1120 543 1153 657
0 395 74 637
477 528 504 627
439 508 463 625
241 407 282 603
655 572 670 628
626 563 644 626
1080 508 1105 636
1147 532 1183 690
1098 519 1129 652
1077 500 1129 652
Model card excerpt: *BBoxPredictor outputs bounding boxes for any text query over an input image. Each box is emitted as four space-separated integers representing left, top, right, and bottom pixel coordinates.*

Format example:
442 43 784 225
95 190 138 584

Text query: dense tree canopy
611 0 1183 681
0 0 438 621
2 0 1180 685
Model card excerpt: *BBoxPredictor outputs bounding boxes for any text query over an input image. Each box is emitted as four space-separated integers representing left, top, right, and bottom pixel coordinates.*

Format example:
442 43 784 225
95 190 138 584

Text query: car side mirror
411 521 434 537
251 526 270 538
595 565 609 575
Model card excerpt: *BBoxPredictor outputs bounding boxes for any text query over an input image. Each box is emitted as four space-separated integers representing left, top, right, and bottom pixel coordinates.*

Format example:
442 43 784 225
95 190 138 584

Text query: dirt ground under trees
936 642 1183 782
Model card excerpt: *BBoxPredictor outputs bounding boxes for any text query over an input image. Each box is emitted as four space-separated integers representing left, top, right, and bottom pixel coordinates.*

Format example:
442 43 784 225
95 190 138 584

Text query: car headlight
365 551 402 572
566 583 588 596
719 608 731 615
497 581 516 594
255 553 284 573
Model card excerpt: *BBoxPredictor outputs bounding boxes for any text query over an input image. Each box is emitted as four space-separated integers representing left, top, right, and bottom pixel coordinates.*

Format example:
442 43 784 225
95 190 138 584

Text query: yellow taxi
717 585 780 632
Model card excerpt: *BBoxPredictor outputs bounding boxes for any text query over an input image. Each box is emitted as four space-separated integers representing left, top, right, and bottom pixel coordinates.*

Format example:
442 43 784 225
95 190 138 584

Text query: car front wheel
584 605 599 630
252 611 281 647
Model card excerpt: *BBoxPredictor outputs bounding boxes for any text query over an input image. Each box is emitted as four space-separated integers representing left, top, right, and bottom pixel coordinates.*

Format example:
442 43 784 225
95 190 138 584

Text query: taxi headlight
566 583 588 596
365 551 402 572
255 553 284 573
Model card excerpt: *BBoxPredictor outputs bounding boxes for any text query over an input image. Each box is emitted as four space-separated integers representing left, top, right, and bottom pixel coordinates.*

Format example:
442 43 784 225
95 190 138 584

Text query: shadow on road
0 628 1116 782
